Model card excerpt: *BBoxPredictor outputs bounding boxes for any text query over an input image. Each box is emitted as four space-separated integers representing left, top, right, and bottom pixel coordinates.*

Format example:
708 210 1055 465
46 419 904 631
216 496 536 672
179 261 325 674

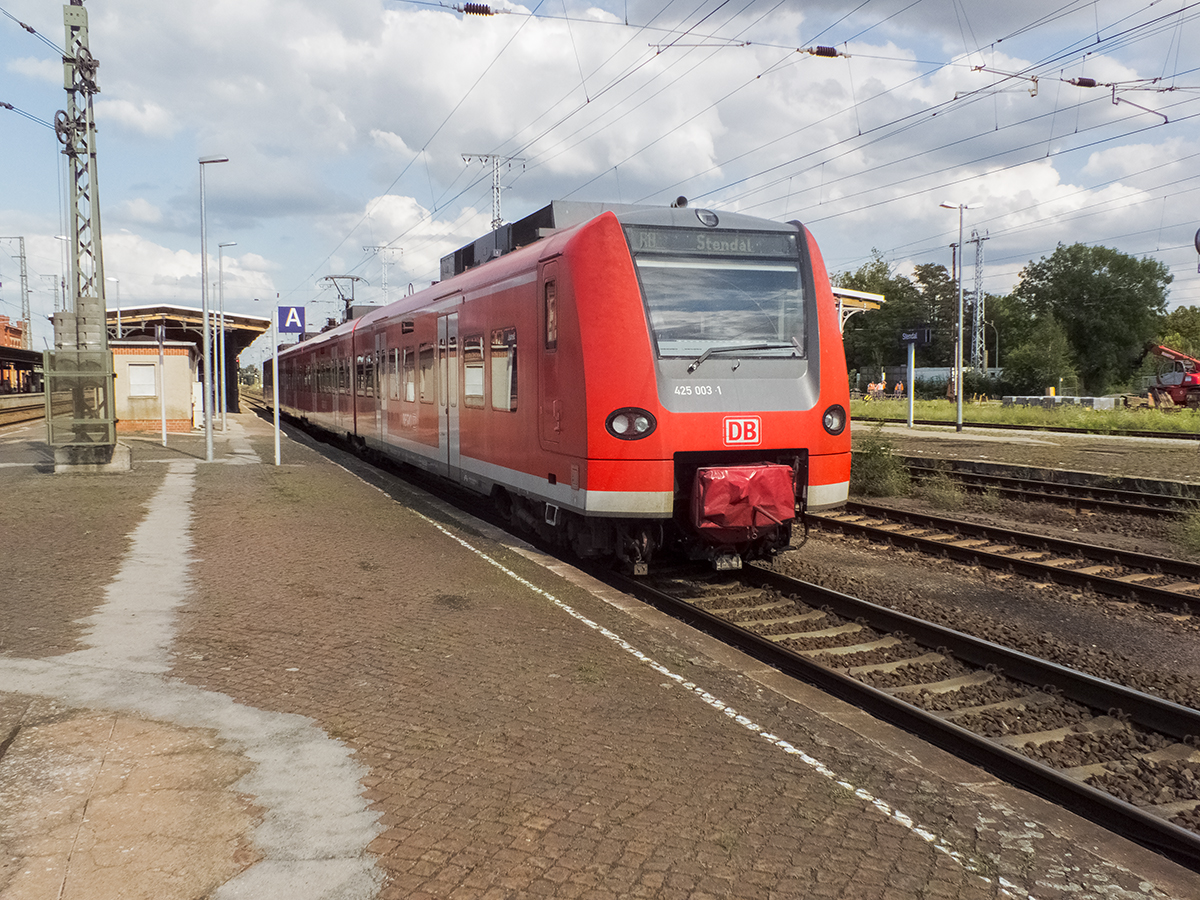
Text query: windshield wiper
687 343 794 373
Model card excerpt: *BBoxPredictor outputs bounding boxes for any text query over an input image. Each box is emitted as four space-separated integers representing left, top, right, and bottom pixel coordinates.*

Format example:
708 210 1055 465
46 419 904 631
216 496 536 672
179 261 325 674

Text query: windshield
625 225 806 359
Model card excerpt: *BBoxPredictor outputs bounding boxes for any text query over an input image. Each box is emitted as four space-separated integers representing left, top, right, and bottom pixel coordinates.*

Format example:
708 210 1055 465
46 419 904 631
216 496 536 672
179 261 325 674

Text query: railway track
856 416 1200 442
809 502 1200 614
611 563 1200 872
0 395 43 427
898 457 1200 515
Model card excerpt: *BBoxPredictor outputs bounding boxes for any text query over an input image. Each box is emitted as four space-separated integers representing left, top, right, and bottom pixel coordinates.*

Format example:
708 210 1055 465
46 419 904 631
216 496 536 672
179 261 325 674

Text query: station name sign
900 327 932 346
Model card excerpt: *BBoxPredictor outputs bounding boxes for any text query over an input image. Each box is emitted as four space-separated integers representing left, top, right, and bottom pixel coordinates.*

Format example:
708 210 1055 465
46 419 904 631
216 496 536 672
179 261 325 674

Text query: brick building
0 315 25 349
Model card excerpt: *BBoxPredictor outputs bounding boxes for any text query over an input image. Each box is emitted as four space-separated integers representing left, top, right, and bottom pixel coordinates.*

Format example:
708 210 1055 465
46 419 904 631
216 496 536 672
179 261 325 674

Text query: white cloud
98 231 277 309
95 98 178 137
114 198 164 226
6 56 59 84
332 195 490 300
370 129 414 157
2 0 1198 315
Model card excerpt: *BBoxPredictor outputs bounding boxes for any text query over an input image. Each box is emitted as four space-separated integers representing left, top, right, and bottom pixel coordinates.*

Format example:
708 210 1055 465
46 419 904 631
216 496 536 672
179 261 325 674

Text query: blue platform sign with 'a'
278 305 305 334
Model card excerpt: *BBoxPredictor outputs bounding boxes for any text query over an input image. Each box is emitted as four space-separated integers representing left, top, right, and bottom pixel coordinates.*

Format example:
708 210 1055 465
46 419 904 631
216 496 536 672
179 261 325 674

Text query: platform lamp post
199 154 228 462
218 241 236 432
940 201 978 433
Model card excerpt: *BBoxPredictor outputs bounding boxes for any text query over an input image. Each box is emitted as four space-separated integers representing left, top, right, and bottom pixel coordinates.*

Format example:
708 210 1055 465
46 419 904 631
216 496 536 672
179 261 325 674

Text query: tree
1011 243 1171 393
1001 316 1077 395
1158 305 1200 357
984 293 1035 372
836 251 922 379
910 262 957 367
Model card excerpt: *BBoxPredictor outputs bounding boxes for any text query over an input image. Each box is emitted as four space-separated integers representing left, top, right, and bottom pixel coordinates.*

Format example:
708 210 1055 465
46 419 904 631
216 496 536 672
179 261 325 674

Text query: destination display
625 225 798 258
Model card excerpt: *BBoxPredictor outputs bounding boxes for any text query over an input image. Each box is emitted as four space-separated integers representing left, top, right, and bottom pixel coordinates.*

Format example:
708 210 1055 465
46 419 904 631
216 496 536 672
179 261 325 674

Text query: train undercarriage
494 454 805 575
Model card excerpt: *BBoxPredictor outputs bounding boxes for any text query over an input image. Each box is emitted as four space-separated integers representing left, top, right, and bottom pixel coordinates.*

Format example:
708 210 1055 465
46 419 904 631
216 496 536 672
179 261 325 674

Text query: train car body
278 201 850 572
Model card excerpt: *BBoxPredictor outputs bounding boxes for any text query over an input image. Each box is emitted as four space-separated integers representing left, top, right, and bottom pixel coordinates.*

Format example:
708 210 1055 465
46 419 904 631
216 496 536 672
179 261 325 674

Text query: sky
3 0 1200 362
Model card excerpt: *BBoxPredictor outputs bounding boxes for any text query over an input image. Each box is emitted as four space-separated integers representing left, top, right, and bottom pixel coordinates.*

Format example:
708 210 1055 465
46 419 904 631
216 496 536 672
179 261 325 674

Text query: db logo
723 416 761 446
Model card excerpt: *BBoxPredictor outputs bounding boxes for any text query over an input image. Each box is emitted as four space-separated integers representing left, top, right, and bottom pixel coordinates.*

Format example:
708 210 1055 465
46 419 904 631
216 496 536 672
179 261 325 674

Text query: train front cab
559 207 850 571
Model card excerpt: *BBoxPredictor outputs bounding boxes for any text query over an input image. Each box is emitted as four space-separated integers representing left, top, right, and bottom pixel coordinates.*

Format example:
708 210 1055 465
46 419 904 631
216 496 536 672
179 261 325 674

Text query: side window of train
544 280 557 350
356 354 374 397
418 342 435 403
490 327 517 412
403 347 416 402
463 334 485 408
389 349 400 401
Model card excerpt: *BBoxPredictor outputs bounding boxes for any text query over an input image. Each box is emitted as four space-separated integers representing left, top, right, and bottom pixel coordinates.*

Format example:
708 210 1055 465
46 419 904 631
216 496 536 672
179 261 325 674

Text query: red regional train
276 200 850 573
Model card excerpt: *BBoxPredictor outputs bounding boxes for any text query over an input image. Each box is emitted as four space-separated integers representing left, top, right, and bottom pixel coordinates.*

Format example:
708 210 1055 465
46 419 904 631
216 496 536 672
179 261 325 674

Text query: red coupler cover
691 463 796 541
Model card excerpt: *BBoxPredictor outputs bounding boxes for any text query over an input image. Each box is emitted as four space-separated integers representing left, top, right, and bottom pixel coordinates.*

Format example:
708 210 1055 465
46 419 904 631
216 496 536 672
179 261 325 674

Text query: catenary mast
43 0 117 461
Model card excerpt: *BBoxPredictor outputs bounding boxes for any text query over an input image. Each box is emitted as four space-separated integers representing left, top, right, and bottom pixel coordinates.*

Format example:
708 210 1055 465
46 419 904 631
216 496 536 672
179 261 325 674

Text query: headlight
822 404 847 435
606 408 657 440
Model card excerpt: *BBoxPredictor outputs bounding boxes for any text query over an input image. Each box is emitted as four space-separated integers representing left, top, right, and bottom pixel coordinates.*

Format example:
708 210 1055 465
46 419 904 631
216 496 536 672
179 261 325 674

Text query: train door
332 348 345 433
438 313 460 478
375 330 386 445
538 260 562 449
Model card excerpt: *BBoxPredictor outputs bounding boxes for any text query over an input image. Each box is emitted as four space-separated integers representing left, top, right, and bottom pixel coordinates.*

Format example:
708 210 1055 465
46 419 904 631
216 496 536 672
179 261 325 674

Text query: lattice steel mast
363 245 400 305
462 153 524 230
968 230 989 371
58 0 106 329
0 237 31 348
44 0 116 459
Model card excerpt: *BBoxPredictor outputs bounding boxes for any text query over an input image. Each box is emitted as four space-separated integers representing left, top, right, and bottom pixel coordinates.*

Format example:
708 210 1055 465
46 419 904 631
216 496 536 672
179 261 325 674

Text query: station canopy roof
105 304 271 356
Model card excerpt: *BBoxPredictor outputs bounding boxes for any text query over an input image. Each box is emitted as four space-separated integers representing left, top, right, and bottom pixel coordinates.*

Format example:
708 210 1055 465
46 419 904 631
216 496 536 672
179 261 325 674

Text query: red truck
1143 344 1200 408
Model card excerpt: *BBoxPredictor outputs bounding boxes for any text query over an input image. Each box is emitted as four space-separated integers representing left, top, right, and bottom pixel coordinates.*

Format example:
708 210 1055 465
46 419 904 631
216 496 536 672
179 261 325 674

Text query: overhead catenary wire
352 0 760 284
0 3 64 55
306 0 1200 300
804 95 1200 279
288 0 552 299
652 8 1200 260
1 101 53 129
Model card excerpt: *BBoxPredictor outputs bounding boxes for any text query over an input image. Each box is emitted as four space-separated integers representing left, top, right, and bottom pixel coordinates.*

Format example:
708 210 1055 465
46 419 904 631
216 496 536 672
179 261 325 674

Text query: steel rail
810 505 1200 615
854 416 1200 442
841 501 1200 581
609 566 1200 872
903 461 1194 514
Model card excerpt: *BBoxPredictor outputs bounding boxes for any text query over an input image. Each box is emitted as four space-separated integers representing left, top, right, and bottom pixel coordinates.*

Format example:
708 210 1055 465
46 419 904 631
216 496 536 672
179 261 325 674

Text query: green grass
917 469 964 510
849 426 911 497
850 398 1200 435
1177 506 1200 555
